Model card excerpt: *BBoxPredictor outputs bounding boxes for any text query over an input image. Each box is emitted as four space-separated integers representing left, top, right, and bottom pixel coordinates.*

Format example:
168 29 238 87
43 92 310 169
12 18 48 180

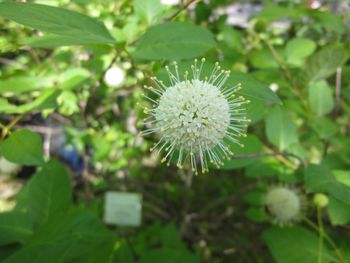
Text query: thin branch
0 57 28 70
334 67 342 116
165 0 199 21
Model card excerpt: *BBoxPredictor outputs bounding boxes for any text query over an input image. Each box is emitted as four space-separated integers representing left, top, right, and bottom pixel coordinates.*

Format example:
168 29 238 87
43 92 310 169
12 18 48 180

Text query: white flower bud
103 66 125 88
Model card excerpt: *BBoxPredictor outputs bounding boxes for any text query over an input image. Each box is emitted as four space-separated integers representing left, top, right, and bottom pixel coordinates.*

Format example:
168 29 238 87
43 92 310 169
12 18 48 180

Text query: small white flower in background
269 83 279 92
103 66 126 88
160 0 181 6
264 186 304 225
0 157 20 175
141 58 250 174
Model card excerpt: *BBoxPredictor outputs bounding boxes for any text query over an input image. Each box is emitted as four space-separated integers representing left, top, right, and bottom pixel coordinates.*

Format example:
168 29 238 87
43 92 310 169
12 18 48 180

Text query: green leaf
304 164 350 204
311 117 338 139
217 25 244 53
306 44 349 82
0 212 33 246
256 4 302 21
22 35 111 48
0 89 61 114
310 10 346 33
0 77 44 95
0 2 115 46
245 207 268 222
220 135 263 170
139 248 199 263
3 209 116 263
327 196 350 225
0 129 44 166
60 68 90 90
262 226 335 263
26 160 72 226
249 48 279 69
286 38 316 66
265 106 298 150
133 22 216 60
228 72 281 104
134 0 163 25
308 81 334 116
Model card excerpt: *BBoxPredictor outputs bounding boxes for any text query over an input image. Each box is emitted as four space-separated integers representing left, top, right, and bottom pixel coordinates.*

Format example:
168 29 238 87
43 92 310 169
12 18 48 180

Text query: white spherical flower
103 66 125 88
264 186 303 225
269 83 279 92
141 59 250 174
0 157 20 175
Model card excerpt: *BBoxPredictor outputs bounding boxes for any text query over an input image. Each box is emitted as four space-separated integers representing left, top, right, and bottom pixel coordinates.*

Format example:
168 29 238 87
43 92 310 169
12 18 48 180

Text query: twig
334 67 342 116
1 114 24 141
260 36 309 111
0 57 28 70
165 0 199 21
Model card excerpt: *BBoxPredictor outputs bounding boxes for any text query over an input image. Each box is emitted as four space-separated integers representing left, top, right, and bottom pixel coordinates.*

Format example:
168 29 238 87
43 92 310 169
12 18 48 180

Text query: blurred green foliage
0 0 350 262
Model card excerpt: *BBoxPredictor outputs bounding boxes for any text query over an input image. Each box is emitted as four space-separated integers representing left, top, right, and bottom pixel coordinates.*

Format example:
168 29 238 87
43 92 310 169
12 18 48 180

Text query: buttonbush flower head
141 58 250 174
264 186 304 226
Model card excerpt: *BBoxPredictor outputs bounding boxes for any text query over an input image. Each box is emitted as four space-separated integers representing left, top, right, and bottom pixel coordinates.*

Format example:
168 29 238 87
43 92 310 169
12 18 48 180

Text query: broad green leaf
256 4 302 21
308 81 334 116
229 72 281 104
306 43 349 82
220 135 263 170
327 197 350 225
249 48 279 69
262 226 335 263
245 207 268 222
286 38 316 66
133 22 216 60
265 106 298 150
333 170 350 188
0 2 115 46
304 164 350 204
245 158 280 178
309 10 346 33
22 35 111 48
0 89 61 114
0 212 33 246
311 117 338 139
3 209 116 263
0 77 44 95
59 68 90 90
26 160 72 226
217 25 244 53
134 0 163 25
0 129 44 166
112 240 134 263
0 99 17 113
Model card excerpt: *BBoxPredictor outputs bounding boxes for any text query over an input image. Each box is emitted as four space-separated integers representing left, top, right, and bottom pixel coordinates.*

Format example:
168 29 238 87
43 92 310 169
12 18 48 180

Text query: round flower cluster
141 59 250 174
264 186 304 225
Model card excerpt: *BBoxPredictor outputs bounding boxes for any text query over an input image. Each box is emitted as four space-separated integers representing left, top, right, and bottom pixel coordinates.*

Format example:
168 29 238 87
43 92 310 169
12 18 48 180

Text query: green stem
0 114 23 141
303 217 346 263
317 207 324 263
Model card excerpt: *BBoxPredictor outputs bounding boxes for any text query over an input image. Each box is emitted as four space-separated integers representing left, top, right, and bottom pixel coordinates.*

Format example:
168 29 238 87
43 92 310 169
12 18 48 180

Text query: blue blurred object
57 145 84 173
